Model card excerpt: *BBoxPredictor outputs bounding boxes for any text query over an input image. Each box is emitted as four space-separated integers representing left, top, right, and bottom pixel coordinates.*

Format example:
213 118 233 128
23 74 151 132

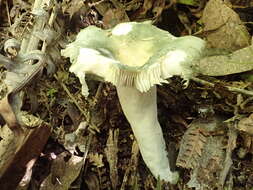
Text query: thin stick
191 77 253 96
5 0 11 27
54 74 89 120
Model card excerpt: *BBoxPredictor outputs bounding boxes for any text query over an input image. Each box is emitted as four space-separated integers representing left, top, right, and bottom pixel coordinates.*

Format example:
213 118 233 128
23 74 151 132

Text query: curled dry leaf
18 158 37 189
65 101 81 127
219 125 237 187
152 0 165 20
0 50 54 130
129 0 165 20
4 38 20 58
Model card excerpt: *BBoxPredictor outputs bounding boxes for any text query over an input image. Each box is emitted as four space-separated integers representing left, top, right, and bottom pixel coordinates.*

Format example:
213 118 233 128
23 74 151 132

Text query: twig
88 0 107 7
41 4 58 52
241 97 253 109
54 74 89 121
20 0 48 53
218 124 237 189
191 77 253 96
5 1 11 27
94 83 103 100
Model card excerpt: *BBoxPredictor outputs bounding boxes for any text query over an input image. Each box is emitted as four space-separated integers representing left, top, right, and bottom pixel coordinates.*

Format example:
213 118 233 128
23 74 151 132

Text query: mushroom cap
61 21 206 95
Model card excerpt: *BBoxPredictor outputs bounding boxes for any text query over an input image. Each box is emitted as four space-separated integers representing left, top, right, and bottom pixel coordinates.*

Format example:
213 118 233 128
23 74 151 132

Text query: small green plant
132 177 139 190
178 0 199 6
46 88 57 99
155 177 162 190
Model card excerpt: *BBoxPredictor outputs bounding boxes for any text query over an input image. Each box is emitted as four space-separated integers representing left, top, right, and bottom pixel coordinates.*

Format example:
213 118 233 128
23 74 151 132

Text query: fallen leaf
40 152 84 190
195 44 253 76
176 121 207 169
62 0 86 19
202 0 250 50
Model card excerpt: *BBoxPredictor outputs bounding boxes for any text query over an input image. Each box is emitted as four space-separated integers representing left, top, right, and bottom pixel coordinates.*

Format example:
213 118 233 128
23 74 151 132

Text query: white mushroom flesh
61 22 207 184
116 86 179 183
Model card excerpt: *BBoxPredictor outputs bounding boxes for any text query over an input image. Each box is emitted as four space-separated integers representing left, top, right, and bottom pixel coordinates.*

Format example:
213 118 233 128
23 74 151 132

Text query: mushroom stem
116 86 179 183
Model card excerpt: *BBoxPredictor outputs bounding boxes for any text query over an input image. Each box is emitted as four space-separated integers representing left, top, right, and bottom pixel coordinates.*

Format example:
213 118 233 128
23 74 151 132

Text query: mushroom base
116 86 179 184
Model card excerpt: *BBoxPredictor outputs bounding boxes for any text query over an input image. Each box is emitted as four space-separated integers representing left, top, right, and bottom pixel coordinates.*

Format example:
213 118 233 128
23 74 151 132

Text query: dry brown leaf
130 0 154 19
62 0 87 19
176 122 207 169
202 0 250 50
152 0 165 19
0 50 53 131
237 114 253 135
102 8 129 29
63 121 88 154
0 123 50 189
179 116 227 189
84 173 100 190
120 140 139 190
105 129 119 190
89 153 104 168
187 135 226 189
40 152 84 190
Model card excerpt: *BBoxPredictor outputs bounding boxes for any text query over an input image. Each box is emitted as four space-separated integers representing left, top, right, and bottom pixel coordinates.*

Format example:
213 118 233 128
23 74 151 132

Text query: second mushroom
61 21 206 184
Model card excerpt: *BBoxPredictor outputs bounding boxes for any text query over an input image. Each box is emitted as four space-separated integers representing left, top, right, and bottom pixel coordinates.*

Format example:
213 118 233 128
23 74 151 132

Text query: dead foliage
0 0 252 190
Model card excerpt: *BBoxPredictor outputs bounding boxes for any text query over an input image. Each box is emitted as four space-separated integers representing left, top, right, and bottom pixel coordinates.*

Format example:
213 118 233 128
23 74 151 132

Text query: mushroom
61 21 205 183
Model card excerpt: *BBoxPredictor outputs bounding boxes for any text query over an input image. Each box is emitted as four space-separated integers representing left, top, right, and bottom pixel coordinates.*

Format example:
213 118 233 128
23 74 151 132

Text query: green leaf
177 0 199 6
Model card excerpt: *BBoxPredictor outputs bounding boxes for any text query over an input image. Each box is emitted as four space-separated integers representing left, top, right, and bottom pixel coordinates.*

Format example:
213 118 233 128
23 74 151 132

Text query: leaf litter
0 0 253 190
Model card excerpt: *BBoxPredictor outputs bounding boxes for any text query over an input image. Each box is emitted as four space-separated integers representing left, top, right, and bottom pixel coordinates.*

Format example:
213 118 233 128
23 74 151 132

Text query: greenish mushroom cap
61 21 206 96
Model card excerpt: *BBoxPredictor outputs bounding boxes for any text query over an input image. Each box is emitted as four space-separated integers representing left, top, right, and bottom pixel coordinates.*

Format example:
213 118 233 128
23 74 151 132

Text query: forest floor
0 0 253 190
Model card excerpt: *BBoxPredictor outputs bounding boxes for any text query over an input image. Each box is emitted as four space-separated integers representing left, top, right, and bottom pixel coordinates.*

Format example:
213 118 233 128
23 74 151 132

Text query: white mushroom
61 21 206 183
